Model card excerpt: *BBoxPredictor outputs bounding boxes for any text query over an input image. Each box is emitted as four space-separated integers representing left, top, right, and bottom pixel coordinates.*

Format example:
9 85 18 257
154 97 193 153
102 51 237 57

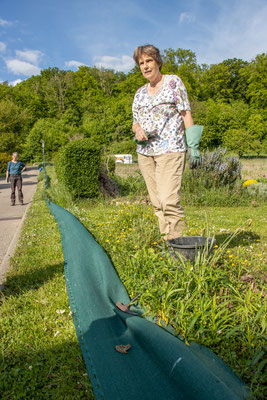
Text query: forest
0 48 266 161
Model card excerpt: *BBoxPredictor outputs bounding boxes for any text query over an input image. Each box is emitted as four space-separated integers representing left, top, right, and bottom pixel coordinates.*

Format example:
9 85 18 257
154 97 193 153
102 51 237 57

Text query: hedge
55 139 101 198
0 152 11 174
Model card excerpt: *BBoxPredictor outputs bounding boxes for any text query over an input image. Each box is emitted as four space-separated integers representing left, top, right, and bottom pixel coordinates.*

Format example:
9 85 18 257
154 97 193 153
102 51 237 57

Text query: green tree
243 53 267 109
162 48 200 99
162 48 198 73
114 70 146 97
13 76 48 121
200 58 249 101
223 128 255 156
0 81 13 101
192 99 250 150
0 99 32 153
23 118 68 161
39 68 77 118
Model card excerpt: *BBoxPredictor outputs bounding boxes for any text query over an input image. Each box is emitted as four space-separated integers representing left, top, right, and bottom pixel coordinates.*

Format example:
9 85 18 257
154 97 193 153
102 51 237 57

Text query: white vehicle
114 154 133 164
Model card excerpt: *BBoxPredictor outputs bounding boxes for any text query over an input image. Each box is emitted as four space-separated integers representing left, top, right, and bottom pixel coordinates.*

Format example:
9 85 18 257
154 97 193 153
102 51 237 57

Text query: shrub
181 148 246 206
245 182 267 199
191 147 241 188
0 152 11 173
55 139 101 198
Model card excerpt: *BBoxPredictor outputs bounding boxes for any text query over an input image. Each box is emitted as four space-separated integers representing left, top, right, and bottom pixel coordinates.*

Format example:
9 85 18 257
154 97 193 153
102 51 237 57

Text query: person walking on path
6 152 26 206
132 44 203 242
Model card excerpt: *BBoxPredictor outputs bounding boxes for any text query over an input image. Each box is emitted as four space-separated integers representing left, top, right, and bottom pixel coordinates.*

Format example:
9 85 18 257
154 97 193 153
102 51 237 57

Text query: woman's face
139 53 161 82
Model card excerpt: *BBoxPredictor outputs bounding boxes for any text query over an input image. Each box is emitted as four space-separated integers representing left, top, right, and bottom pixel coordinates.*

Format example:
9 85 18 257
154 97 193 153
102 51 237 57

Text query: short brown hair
133 44 163 70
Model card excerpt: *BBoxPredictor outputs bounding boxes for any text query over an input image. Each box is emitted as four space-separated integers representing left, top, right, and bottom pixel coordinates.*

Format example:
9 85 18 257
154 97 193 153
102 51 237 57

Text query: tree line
0 48 266 160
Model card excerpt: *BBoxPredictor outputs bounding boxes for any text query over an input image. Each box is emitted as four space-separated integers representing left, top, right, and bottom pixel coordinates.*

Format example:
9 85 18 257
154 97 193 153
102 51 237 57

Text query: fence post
41 140 47 178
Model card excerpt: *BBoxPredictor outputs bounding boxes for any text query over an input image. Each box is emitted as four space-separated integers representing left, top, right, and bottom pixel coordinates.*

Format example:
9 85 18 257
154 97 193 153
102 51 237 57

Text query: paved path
0 166 39 287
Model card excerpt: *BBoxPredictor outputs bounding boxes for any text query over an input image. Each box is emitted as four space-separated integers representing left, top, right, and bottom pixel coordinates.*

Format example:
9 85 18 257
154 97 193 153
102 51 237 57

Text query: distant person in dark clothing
6 152 26 206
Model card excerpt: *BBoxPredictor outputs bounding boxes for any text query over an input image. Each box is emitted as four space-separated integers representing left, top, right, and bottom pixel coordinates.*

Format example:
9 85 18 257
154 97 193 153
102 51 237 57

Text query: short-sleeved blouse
132 74 191 156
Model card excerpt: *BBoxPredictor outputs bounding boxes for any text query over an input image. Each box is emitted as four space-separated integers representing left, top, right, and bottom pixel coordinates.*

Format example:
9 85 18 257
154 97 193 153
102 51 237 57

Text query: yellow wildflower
243 179 258 187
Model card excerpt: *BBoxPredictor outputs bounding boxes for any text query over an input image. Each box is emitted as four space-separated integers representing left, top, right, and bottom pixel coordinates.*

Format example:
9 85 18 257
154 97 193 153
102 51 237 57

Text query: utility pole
41 140 47 178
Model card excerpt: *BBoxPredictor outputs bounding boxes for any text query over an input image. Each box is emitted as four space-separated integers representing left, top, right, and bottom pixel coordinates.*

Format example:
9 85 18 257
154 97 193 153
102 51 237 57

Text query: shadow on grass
1 262 64 298
215 230 260 249
0 340 94 399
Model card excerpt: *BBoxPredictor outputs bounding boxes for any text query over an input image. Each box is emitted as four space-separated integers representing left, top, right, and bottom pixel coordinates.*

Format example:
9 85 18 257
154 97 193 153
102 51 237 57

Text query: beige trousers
138 152 186 240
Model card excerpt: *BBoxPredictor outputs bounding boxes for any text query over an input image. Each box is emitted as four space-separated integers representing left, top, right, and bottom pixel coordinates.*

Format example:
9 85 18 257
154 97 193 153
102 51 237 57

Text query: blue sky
0 0 266 85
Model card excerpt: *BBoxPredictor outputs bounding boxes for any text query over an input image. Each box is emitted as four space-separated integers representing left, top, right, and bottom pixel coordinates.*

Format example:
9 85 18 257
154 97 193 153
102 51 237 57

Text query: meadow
0 162 266 399
115 157 267 181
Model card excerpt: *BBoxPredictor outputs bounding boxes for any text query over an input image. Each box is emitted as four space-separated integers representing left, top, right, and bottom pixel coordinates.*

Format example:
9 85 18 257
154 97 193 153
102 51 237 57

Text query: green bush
181 148 250 206
55 139 101 198
246 182 267 199
109 139 137 156
190 147 241 188
0 152 11 173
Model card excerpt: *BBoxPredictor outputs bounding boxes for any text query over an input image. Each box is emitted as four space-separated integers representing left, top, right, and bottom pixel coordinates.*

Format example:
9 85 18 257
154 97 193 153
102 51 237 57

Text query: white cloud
0 41 6 52
94 55 134 72
15 49 43 65
4 49 43 78
0 18 10 26
65 60 86 69
179 12 195 24
5 59 40 76
9 79 23 86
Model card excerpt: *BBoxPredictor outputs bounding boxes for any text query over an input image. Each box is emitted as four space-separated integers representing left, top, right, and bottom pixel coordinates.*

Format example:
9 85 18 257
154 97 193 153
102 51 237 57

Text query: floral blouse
132 74 191 155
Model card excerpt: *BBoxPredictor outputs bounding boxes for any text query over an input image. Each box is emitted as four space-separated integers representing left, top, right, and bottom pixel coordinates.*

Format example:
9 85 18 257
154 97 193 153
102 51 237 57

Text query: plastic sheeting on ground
47 200 250 400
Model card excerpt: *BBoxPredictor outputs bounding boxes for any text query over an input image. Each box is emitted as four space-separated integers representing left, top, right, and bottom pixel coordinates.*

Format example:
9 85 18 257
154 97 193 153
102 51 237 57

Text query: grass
0 185 94 399
0 166 266 399
116 157 267 182
240 158 267 181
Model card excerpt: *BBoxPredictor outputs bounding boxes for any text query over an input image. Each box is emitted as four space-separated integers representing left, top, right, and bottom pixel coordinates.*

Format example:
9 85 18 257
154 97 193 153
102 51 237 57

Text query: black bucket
168 236 215 262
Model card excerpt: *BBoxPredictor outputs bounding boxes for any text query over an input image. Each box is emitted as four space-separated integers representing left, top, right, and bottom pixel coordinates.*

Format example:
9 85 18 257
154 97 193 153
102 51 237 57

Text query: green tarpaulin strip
47 200 250 400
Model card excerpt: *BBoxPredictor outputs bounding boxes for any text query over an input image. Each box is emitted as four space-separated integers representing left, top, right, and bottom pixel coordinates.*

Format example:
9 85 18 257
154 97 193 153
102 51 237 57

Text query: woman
6 152 26 206
132 44 202 241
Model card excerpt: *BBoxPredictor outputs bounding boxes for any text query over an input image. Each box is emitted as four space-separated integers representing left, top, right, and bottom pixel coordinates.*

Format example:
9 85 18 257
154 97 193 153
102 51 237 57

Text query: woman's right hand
133 123 148 141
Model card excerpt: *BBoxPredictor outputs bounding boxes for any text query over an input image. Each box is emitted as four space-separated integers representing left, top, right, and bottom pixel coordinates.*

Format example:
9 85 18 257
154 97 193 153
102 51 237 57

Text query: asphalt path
0 166 39 287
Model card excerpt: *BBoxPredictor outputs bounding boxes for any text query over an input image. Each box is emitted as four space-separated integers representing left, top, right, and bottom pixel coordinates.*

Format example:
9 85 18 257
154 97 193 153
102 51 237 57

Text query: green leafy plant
55 139 101 198
0 152 11 174
195 147 242 187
